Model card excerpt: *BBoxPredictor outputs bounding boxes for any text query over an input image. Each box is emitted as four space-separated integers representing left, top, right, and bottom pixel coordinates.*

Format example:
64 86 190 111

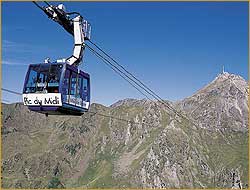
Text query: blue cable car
22 2 92 116
23 63 90 116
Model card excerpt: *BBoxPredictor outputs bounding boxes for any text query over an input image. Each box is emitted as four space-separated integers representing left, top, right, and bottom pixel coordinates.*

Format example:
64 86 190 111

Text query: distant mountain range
2 72 248 188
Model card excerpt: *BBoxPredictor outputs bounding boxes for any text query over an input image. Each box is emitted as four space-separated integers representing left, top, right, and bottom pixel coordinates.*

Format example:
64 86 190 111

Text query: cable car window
76 75 82 98
24 64 62 93
37 64 49 92
82 77 88 102
62 69 70 94
47 64 63 93
25 65 40 93
62 69 70 103
70 72 77 95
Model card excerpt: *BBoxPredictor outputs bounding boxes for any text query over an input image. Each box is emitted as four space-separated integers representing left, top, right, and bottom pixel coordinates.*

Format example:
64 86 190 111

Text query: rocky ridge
1 72 248 188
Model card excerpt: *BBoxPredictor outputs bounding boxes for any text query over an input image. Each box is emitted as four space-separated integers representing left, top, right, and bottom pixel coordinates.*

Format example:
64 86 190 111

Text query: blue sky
2 2 248 106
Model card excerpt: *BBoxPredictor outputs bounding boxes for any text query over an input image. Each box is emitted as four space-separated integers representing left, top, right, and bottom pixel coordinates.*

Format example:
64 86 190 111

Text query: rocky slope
175 72 248 132
1 72 248 188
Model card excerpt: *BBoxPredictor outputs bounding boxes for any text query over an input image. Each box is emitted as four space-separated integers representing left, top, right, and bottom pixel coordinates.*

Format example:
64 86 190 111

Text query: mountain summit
2 72 248 188
176 72 248 131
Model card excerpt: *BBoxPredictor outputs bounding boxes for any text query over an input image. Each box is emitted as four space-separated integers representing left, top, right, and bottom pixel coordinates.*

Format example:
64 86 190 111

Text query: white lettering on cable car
66 95 90 109
22 93 62 106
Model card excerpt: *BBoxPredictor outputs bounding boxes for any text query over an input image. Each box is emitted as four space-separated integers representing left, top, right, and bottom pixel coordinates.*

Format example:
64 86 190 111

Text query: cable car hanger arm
33 1 91 67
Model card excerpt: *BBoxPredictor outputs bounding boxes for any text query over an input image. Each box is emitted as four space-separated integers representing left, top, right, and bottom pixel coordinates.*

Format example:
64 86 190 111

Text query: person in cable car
47 75 59 93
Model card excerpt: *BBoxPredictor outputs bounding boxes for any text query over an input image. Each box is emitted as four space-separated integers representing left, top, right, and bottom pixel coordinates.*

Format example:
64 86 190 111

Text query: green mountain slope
2 72 248 188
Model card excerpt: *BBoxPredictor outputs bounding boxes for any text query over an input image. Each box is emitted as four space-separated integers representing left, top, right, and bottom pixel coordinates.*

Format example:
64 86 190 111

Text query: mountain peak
215 71 245 82
212 72 248 95
110 98 140 108
192 72 248 98
217 71 230 78
176 71 248 131
110 98 157 108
